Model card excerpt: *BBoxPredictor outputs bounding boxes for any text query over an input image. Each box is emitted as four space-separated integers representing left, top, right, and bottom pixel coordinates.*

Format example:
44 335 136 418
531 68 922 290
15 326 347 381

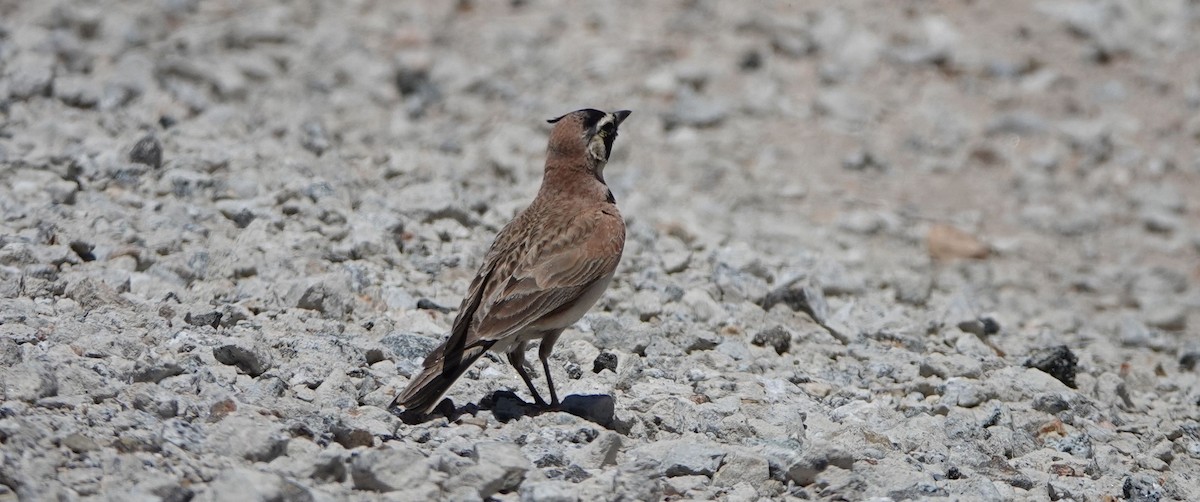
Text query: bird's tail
392 345 487 415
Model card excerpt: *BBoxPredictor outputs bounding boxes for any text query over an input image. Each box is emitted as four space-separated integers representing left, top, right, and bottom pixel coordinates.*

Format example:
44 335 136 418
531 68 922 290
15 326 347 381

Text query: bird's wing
469 206 624 344
424 212 527 369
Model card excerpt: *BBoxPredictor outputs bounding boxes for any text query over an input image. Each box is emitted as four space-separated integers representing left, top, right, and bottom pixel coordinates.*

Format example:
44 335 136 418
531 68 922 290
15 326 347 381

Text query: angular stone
380 332 439 376
129 135 163 169
350 445 430 492
1024 346 1077 388
205 413 287 462
570 431 622 469
449 442 532 498
0 362 58 402
197 468 289 502
661 442 726 477
712 449 770 487
759 277 828 324
213 343 273 377
66 277 131 310
519 480 579 502
59 433 100 453
752 325 791 355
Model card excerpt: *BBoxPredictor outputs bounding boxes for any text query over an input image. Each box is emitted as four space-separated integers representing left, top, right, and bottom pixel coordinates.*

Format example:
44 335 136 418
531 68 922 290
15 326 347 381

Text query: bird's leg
538 329 565 408
506 342 547 406
540 356 558 408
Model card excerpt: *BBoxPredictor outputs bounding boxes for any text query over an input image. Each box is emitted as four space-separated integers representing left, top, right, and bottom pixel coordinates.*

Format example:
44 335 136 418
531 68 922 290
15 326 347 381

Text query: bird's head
545 108 632 181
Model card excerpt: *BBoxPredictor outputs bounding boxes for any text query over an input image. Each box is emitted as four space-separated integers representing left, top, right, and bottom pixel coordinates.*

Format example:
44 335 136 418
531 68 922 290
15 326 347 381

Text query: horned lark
393 108 632 414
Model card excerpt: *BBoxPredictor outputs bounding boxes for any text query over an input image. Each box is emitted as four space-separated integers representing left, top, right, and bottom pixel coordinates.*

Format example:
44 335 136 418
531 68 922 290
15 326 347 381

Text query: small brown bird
393 108 632 414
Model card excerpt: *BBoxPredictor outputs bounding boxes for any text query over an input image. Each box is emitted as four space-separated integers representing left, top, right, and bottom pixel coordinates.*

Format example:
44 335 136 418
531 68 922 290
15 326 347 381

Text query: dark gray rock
129 135 163 169
1024 346 1078 388
1181 348 1200 371
213 343 273 377
394 57 440 118
752 325 792 355
184 310 223 328
593 352 617 374
1031 393 1070 414
217 203 257 229
294 280 352 318
842 149 887 171
957 315 1000 337
131 357 185 384
560 394 615 427
759 276 828 324
1123 473 1164 502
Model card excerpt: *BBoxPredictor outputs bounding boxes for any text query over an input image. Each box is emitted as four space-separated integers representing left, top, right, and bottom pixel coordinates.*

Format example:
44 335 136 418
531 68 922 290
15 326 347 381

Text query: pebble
197 468 302 502
451 442 532 498
940 377 986 408
632 290 662 321
212 343 273 377
759 277 829 324
1024 346 1079 389
1143 304 1187 331
751 325 792 355
682 289 725 322
129 135 163 169
928 224 990 261
659 441 726 477
349 445 431 492
711 449 770 487
204 413 288 462
519 481 579 502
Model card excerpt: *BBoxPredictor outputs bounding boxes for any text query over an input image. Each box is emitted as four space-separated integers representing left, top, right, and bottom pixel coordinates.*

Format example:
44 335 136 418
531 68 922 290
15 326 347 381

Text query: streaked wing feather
472 209 623 342
431 215 528 369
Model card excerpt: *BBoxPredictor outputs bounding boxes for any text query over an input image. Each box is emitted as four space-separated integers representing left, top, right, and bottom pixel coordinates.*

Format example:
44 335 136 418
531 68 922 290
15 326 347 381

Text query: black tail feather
392 345 487 415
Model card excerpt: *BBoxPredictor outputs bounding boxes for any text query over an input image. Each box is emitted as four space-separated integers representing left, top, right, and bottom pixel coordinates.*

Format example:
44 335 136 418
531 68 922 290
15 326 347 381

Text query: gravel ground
2 0 1200 500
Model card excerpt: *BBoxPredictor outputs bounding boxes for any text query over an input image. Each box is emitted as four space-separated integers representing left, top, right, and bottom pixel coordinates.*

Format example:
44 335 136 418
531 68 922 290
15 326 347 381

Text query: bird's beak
613 110 632 126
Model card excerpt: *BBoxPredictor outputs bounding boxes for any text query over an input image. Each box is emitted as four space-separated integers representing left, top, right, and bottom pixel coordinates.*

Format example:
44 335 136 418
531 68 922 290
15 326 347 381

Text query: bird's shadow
396 391 616 429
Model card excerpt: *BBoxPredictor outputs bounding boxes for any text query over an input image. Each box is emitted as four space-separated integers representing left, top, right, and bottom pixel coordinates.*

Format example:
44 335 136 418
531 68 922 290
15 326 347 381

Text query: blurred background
5 0 1199 253
3 0 1197 329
